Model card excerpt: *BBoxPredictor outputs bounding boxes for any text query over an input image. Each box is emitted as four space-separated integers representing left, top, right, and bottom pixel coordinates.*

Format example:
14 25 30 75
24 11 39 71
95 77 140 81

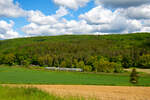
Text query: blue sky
0 0 150 39
14 0 58 15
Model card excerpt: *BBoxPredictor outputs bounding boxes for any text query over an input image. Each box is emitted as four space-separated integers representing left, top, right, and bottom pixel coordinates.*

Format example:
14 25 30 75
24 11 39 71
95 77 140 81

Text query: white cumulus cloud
0 0 27 17
53 0 90 9
0 20 19 39
79 5 142 33
27 6 68 25
53 6 69 18
117 5 150 19
79 6 114 24
22 7 96 36
22 4 148 36
1 0 149 39
27 10 58 25
95 0 150 8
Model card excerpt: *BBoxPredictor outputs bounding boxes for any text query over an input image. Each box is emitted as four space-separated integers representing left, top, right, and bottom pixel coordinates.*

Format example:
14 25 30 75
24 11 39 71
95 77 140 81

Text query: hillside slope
0 33 150 72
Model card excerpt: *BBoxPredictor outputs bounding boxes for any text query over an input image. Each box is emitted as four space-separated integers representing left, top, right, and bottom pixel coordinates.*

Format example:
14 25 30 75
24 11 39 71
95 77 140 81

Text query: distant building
45 67 83 72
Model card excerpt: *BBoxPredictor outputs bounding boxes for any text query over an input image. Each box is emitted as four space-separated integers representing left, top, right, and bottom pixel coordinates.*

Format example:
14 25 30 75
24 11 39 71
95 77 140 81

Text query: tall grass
0 86 88 100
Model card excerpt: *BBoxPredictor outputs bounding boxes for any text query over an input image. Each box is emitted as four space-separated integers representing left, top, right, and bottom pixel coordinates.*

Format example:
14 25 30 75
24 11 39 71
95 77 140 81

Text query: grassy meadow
0 66 150 86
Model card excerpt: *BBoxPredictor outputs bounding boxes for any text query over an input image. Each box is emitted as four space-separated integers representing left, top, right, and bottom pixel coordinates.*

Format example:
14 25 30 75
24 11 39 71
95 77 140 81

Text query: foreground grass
0 66 150 86
0 86 87 100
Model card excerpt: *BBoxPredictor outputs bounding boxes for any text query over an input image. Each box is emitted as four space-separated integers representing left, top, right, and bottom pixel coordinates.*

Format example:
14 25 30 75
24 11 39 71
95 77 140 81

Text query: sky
0 0 150 39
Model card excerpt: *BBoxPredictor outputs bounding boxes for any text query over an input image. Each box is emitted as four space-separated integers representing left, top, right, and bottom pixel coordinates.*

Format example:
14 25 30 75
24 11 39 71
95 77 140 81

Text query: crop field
0 66 150 86
1 85 150 100
0 86 88 100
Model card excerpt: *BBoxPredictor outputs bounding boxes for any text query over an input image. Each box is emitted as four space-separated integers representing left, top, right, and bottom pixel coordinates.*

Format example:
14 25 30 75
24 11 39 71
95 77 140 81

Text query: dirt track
2 84 150 100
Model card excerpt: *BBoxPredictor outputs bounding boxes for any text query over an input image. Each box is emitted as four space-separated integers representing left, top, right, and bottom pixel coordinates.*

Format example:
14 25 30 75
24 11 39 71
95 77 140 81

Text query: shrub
130 68 139 84
93 57 123 73
22 59 31 67
94 57 112 73
101 61 115 73
83 65 92 72
114 63 123 73
76 61 85 70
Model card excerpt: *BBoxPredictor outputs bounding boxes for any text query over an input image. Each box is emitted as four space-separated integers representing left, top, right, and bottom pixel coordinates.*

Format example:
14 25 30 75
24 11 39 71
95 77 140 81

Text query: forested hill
0 33 150 72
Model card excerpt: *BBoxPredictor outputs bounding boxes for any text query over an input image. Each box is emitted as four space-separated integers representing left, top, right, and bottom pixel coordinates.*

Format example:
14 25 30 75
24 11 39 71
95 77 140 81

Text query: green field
0 66 150 86
0 86 87 100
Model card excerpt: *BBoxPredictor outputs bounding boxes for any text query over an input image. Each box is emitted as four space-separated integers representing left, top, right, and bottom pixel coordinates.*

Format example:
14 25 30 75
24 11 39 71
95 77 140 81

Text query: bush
114 63 123 73
93 57 122 73
83 65 92 72
22 59 31 67
102 61 115 73
76 61 85 68
130 68 139 84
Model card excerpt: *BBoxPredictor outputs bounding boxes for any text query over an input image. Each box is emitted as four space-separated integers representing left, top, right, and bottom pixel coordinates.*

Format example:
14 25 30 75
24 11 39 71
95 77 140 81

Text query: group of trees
0 33 150 73
0 52 150 73
0 54 123 72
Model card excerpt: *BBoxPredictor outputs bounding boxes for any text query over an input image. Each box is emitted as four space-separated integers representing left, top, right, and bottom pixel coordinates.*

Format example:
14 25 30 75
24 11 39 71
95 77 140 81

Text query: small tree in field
130 68 139 84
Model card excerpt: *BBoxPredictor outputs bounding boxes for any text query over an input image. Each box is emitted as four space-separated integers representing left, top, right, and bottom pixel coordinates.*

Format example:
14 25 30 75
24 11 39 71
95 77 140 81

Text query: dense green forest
0 33 150 73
